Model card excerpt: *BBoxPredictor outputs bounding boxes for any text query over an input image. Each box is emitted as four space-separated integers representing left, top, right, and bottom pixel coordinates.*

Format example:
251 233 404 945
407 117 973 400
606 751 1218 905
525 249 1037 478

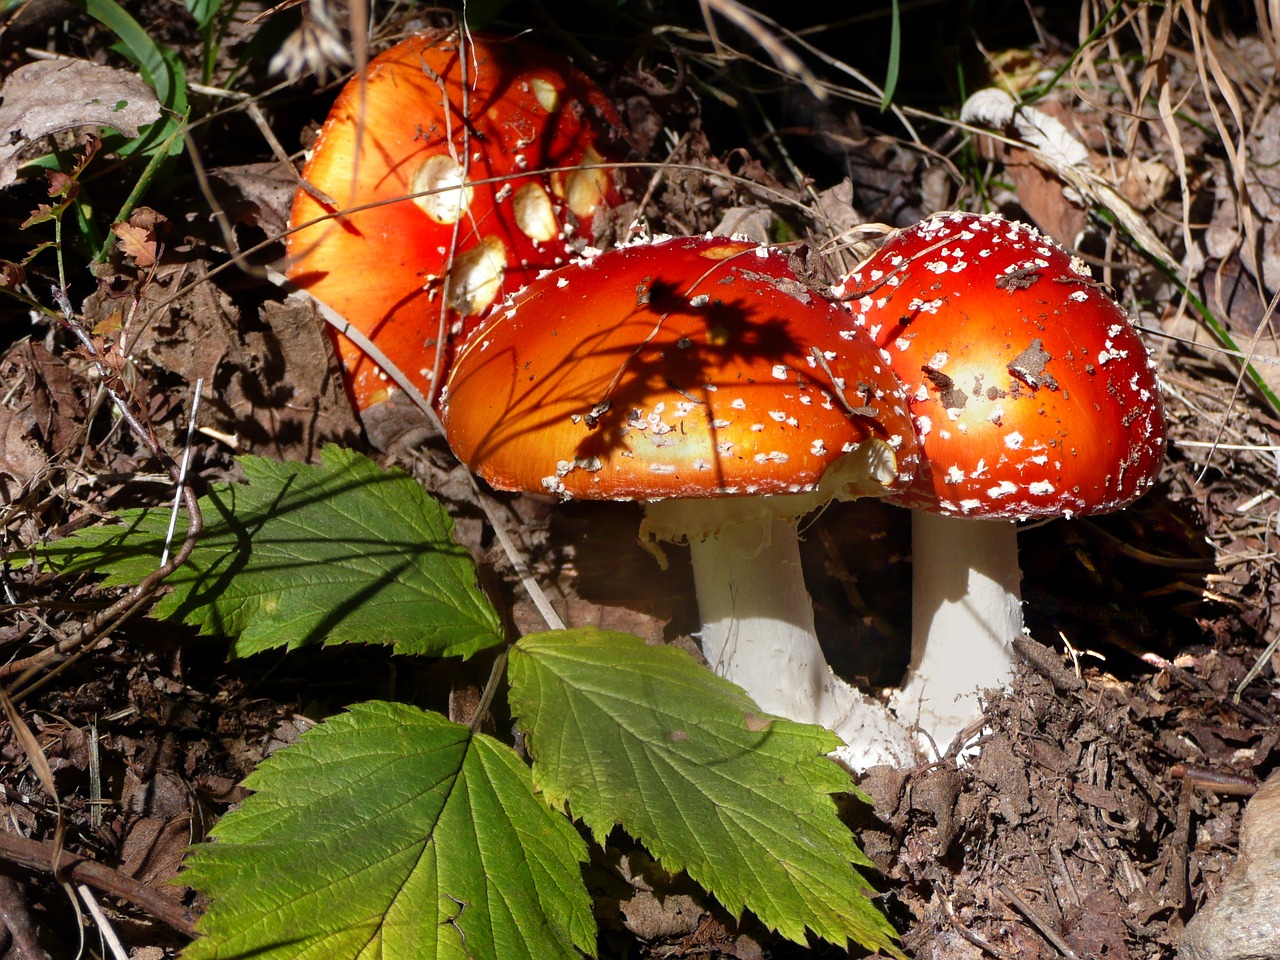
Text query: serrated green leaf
41 446 501 658
508 628 901 954
182 701 595 960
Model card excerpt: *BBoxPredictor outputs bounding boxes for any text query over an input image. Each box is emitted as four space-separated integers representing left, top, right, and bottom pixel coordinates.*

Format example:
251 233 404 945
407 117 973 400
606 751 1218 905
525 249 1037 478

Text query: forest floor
0 1 1278 958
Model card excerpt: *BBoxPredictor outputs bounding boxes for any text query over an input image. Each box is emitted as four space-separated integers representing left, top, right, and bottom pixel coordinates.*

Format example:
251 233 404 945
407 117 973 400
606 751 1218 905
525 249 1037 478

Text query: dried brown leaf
0 405 46 503
0 261 25 287
111 222 158 268
0 62 158 188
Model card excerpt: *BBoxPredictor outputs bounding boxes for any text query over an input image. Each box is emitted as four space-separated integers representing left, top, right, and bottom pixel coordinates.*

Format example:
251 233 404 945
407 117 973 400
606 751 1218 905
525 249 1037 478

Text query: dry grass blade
0 688 58 807
675 4 920 144
699 0 824 100
78 884 129 960
1141 4 1193 264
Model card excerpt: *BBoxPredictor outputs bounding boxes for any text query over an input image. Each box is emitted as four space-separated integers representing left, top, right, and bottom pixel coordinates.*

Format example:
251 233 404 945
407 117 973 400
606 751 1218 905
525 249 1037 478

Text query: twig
1169 781 1192 913
997 883 1079 959
267 270 566 633
939 889 1015 960
478 490 565 632
161 378 203 567
469 649 509 736
1076 519 1217 571
0 875 43 960
0 831 197 937
1131 644 1272 726
156 155 826 322
1170 764 1259 797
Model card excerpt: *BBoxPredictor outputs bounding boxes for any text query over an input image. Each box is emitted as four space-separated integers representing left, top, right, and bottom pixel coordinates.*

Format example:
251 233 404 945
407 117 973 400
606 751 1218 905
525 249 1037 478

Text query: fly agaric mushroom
287 29 626 411
443 234 921 769
834 211 1165 753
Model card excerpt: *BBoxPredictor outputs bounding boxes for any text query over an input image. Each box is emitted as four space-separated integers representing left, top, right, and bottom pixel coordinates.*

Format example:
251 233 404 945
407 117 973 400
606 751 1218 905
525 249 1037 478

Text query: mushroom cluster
288 30 1168 768
834 211 1166 752
287 28 627 411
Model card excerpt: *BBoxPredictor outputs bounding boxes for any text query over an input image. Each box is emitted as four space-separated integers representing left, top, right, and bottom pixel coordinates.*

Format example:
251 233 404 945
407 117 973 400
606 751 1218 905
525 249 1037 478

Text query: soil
1 2 1277 958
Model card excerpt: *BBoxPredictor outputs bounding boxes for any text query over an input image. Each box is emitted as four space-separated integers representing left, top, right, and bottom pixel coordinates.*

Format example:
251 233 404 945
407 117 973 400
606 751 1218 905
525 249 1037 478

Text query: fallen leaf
0 261 25 287
118 815 194 893
112 206 167 267
0 61 160 188
209 162 298 236
0 405 46 505
111 222 158 267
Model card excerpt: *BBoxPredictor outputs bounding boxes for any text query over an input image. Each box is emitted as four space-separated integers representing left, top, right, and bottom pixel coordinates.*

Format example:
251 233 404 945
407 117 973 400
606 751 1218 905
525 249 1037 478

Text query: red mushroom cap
442 235 919 505
835 211 1165 519
287 29 627 410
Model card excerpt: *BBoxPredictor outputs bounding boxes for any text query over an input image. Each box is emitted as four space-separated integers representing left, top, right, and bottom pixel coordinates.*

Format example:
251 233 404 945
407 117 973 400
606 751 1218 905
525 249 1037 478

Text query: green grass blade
880 0 901 111
65 0 188 157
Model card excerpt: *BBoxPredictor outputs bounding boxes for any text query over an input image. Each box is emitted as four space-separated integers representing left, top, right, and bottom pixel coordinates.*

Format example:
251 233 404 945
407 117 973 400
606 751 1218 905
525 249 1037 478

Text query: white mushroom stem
689 516 832 719
891 512 1022 755
644 499 915 772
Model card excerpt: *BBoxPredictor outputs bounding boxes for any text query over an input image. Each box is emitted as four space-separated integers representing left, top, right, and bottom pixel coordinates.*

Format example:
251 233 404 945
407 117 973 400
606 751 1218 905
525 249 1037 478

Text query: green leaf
41 446 502 658
183 701 595 960
507 629 901 954
182 0 221 31
65 0 187 157
880 0 901 111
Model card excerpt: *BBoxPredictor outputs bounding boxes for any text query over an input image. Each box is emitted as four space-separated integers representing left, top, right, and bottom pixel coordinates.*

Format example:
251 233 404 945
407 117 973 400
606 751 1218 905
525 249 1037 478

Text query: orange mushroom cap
287 29 628 411
442 235 920 506
835 211 1165 519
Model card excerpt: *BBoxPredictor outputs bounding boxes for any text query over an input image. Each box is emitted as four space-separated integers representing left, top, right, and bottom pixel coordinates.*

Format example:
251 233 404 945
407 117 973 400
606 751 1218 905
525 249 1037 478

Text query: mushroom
442 234 920 769
287 28 626 410
833 211 1166 753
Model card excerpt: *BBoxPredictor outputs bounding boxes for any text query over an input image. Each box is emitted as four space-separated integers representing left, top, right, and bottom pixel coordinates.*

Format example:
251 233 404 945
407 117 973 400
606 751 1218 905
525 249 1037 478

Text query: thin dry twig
939 890 1016 960
0 831 197 937
997 883 1080 960
0 874 43 960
